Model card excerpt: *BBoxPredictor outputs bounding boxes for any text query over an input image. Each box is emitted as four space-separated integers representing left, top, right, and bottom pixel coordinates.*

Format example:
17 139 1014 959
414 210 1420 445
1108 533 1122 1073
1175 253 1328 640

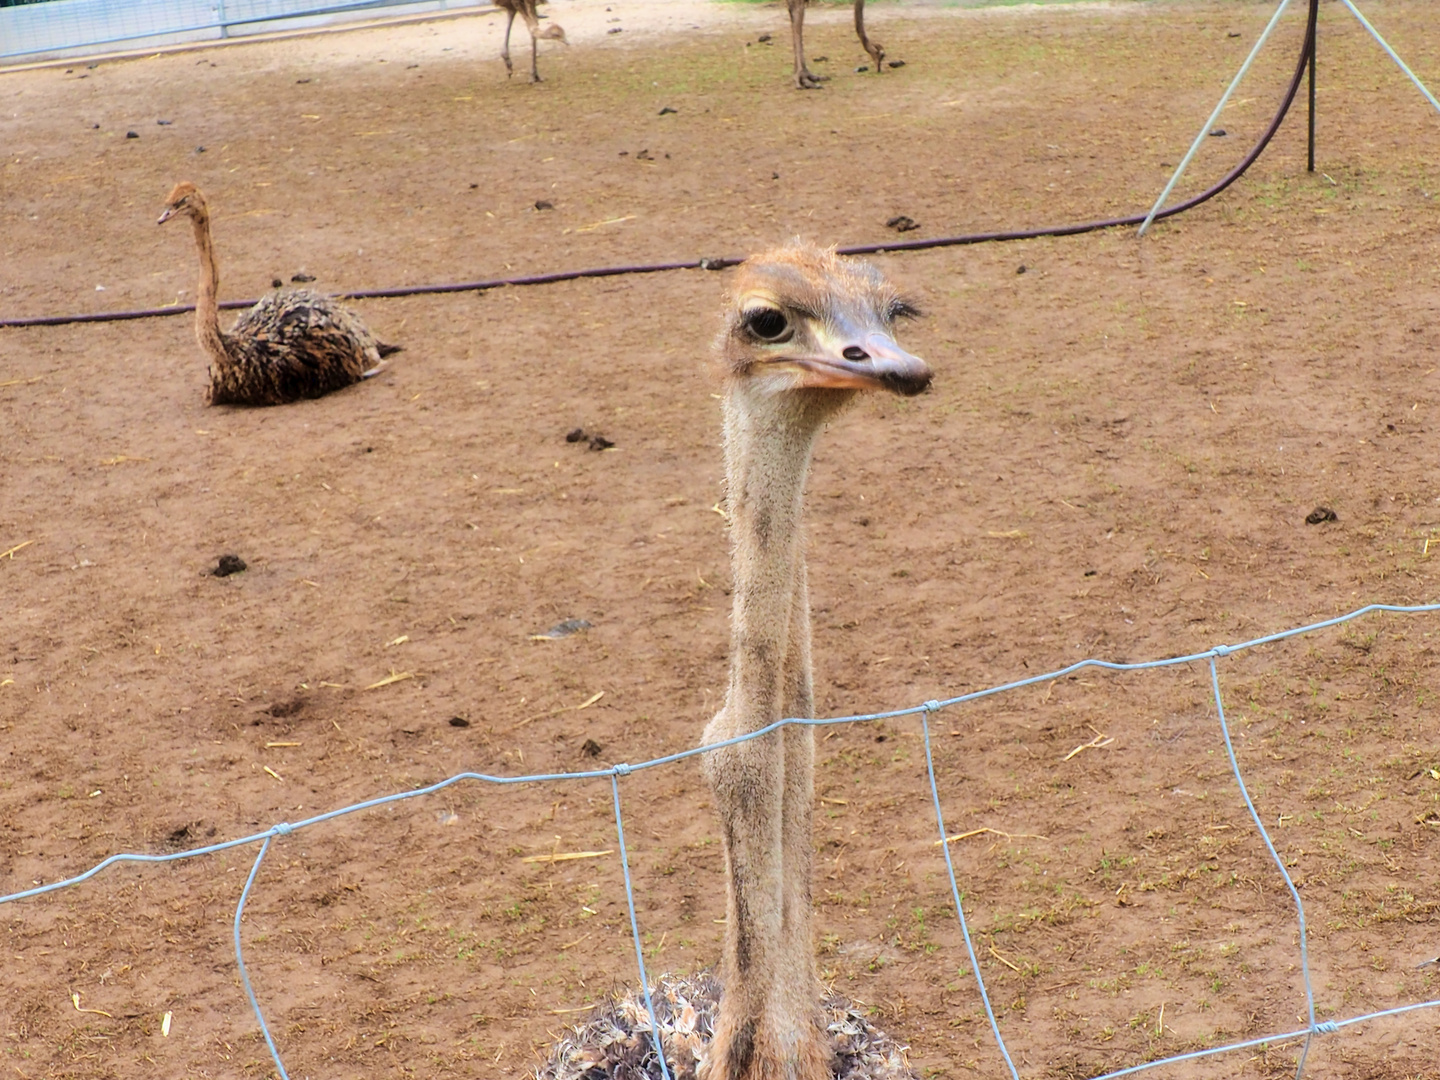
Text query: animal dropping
212 553 246 577
564 427 615 451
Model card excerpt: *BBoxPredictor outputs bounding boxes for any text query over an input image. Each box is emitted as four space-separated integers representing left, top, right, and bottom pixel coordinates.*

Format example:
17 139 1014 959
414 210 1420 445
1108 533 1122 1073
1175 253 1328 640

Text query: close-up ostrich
496 0 568 82
158 182 399 407
541 243 931 1080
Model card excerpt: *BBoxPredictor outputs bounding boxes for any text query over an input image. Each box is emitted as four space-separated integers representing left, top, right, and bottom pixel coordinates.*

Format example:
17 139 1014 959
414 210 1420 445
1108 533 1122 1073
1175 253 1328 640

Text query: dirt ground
3 1 1440 1077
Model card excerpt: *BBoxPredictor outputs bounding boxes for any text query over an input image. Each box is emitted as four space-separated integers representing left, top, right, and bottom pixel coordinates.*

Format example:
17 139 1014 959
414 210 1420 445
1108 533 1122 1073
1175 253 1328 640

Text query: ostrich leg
501 7 516 76
788 0 823 89
523 8 542 82
855 0 885 70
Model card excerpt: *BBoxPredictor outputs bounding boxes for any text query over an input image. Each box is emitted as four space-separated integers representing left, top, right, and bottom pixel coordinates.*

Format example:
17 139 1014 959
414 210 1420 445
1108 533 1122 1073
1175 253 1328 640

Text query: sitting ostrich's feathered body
537 972 916 1080
158 182 398 406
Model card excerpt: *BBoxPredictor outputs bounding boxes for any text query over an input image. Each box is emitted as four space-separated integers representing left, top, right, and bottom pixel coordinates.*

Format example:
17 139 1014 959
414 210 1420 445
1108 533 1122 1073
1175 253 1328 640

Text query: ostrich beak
783 332 932 396
157 205 180 225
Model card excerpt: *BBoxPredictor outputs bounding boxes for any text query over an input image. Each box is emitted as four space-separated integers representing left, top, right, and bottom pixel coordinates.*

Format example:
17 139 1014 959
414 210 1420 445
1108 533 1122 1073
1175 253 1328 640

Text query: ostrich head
158 181 208 225
719 242 930 402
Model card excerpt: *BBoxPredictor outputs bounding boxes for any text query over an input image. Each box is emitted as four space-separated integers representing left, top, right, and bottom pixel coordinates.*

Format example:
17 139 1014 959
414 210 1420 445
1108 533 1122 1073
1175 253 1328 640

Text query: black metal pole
1307 0 1318 171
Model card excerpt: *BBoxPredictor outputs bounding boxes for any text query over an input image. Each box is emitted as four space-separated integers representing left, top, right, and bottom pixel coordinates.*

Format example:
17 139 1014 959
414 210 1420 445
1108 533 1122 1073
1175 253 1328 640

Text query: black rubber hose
0 0 1317 332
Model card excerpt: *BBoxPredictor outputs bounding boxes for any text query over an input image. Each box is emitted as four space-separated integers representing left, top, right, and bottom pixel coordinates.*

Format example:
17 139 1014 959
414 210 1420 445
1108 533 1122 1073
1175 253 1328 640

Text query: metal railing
0 0 488 62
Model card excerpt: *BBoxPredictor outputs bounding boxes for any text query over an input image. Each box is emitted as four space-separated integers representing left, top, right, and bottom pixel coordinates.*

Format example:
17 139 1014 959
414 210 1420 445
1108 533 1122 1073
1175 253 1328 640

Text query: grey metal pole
1139 0 1295 237
1339 0 1440 117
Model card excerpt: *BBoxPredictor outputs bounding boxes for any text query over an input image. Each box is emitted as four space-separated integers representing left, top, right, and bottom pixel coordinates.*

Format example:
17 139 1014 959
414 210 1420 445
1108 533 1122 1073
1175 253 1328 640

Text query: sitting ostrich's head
158 181 208 225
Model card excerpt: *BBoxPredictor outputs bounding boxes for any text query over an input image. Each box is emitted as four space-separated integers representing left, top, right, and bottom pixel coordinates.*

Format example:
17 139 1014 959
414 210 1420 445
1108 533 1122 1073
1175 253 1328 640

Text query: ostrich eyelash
889 299 923 320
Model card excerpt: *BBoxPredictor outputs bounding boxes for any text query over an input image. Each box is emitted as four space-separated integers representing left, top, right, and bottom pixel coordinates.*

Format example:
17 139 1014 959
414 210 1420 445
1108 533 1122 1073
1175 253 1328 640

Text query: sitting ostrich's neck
188 208 227 363
722 386 841 722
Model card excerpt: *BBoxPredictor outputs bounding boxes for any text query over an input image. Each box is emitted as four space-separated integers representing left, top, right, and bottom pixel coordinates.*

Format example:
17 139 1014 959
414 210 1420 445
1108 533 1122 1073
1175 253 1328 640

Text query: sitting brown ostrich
496 0 568 83
158 182 398 407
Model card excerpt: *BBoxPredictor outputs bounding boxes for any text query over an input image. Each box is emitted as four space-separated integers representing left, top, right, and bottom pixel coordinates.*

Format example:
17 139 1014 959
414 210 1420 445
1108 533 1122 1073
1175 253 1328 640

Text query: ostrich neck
190 212 226 361
722 390 828 722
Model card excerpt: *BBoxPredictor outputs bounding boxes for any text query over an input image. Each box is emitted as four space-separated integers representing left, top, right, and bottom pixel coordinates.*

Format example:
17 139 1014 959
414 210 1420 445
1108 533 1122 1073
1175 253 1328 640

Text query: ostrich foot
794 70 825 90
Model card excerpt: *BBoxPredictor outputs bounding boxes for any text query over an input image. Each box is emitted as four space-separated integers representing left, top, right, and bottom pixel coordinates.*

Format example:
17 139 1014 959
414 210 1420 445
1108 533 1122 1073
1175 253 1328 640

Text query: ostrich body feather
209 288 393 406
537 972 916 1080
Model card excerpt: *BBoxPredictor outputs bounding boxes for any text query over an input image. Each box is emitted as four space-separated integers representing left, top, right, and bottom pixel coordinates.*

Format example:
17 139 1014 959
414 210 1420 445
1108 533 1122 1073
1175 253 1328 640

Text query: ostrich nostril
842 346 869 362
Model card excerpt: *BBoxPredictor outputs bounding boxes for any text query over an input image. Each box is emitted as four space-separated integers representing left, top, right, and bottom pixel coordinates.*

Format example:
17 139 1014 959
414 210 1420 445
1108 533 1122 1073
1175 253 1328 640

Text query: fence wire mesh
4 601 1440 1078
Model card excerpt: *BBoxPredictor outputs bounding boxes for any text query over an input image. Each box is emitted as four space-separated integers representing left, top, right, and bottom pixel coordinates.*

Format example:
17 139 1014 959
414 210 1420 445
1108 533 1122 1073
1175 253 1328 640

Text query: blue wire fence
0 0 489 62
4 600 1440 1080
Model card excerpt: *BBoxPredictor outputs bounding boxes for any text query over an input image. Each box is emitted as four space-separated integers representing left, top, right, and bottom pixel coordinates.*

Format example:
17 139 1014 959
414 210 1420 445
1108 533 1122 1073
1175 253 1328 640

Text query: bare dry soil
3 2 1440 1078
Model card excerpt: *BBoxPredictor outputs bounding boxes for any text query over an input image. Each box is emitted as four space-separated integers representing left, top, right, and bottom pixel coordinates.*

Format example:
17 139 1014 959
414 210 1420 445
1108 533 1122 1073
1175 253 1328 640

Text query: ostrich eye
744 307 791 342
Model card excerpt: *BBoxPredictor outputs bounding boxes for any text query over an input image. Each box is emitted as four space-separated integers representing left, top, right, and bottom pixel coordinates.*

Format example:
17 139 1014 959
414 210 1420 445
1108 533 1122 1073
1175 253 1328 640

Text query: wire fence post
919 704 1021 1080
1207 654 1318 1080
1338 0 1440 117
610 769 673 1080
217 0 230 40
234 829 292 1080
1139 0 1295 236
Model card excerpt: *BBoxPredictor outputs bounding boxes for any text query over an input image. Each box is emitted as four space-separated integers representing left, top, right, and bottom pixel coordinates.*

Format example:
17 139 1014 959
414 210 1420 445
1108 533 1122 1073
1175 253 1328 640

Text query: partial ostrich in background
497 0 568 82
158 182 398 407
699 243 930 1080
789 0 886 89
